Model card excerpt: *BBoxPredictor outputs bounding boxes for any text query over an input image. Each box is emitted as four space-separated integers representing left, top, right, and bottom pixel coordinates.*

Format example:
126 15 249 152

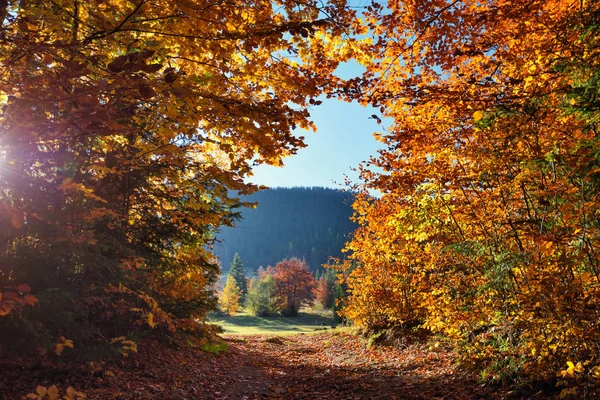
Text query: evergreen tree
228 253 248 304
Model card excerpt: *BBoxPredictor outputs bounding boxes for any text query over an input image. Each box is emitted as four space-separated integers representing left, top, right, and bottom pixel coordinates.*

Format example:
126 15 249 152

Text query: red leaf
16 283 31 293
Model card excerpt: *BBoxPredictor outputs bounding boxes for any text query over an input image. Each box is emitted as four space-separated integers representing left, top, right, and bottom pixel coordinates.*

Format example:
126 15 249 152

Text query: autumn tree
339 0 600 390
273 258 315 316
0 0 360 352
245 271 278 317
314 268 336 309
220 276 241 316
336 194 426 329
227 253 248 304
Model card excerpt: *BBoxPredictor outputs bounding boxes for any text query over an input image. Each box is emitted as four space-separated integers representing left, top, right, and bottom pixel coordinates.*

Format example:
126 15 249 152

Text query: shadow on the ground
0 333 560 400
213 311 337 334
217 335 536 400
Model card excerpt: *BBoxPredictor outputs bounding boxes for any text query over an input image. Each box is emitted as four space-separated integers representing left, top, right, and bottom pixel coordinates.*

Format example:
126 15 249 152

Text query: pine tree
220 276 241 316
228 253 248 304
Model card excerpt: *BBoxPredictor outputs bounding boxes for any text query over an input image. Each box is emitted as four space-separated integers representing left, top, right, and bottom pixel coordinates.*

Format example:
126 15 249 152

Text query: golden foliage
220 275 241 316
339 0 600 387
0 0 357 349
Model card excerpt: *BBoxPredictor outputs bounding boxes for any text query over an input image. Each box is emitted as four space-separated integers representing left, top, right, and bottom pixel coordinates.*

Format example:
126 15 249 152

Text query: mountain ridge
214 186 357 274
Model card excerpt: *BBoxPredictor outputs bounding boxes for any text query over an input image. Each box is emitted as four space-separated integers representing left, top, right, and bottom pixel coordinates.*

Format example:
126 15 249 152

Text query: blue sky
249 62 386 190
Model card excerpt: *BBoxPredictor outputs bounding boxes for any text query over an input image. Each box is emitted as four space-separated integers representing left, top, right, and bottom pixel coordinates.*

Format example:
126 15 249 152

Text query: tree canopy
273 258 316 316
220 275 241 316
2 0 600 396
337 0 600 390
0 0 360 351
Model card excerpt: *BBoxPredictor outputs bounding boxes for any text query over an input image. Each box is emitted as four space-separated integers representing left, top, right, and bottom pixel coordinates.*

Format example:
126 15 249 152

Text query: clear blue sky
249 62 386 190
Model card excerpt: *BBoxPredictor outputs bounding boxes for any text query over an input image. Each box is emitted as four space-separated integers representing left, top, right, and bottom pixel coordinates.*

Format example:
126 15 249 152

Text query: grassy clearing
210 308 338 335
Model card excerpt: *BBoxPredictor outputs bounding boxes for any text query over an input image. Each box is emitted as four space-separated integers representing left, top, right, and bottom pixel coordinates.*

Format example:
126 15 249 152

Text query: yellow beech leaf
47 385 59 399
148 312 156 328
473 111 483 121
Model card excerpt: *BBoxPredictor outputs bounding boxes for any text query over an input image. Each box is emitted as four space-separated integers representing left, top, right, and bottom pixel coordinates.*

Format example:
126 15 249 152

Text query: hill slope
214 187 356 274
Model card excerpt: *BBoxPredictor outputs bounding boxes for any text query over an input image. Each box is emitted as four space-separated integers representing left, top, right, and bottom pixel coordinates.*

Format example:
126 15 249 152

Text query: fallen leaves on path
219 331 510 400
1 330 554 399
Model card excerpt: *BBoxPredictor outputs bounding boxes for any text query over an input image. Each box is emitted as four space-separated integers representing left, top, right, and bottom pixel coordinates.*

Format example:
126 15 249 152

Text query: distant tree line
214 187 357 275
220 254 345 319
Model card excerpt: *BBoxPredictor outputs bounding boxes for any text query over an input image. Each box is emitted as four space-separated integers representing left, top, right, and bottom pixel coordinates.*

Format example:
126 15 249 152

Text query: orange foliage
273 258 316 316
339 0 600 389
0 283 38 317
0 0 358 353
314 277 334 309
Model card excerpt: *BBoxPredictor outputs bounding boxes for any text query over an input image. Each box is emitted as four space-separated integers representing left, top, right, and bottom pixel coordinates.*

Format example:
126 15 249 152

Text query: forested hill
214 187 357 274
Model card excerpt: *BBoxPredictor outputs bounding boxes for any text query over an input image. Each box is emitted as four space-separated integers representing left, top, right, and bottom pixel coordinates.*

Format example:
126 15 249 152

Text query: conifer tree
228 254 248 304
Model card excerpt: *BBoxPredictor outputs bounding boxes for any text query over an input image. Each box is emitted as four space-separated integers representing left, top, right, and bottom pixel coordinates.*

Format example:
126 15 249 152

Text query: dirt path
217 332 510 400
2 330 542 399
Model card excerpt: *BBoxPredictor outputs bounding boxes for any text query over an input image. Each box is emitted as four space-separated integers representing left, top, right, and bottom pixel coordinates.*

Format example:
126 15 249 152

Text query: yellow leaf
47 385 59 399
36 386 47 396
147 312 156 328
55 343 64 356
473 111 484 122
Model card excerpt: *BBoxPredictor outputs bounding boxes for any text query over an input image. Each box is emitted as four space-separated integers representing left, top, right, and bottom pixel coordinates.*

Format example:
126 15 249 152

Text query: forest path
216 331 505 400
2 330 527 399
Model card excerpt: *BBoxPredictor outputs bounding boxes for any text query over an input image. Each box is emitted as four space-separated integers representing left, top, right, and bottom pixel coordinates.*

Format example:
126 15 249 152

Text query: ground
1 331 547 399
216 331 505 400
210 310 337 335
0 313 557 399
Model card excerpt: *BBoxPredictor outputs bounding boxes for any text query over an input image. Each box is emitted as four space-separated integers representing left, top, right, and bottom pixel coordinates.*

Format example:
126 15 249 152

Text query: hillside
214 187 357 274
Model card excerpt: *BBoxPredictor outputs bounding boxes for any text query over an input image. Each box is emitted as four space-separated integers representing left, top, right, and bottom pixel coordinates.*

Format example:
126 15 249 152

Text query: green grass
210 309 338 335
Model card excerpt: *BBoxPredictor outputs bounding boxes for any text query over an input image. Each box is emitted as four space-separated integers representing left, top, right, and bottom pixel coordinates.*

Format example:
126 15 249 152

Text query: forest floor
2 328 558 400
